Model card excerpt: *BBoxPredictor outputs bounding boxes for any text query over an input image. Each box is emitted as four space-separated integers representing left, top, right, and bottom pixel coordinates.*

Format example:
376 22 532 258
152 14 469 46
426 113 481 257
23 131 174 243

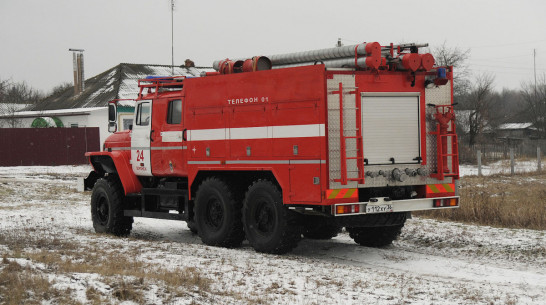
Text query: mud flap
83 171 100 191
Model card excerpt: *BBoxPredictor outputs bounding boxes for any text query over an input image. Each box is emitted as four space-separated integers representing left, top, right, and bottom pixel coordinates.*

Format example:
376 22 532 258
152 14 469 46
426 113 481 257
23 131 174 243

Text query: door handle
150 130 154 142
183 128 187 141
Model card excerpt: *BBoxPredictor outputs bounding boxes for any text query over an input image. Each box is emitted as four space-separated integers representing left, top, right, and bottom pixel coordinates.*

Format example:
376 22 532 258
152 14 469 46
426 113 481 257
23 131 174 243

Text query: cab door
150 98 187 176
131 100 153 176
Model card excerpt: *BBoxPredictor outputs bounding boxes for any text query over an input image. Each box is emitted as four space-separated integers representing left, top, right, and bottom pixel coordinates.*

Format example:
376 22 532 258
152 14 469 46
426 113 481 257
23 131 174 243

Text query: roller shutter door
361 94 420 165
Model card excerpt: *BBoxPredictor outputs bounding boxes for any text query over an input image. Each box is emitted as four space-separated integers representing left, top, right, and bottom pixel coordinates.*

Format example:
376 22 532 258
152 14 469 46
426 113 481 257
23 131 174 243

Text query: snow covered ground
0 165 545 304
459 159 544 176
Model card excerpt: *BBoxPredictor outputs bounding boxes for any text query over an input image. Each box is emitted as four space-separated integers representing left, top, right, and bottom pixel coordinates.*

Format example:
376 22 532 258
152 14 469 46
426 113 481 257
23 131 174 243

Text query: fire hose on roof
211 42 434 74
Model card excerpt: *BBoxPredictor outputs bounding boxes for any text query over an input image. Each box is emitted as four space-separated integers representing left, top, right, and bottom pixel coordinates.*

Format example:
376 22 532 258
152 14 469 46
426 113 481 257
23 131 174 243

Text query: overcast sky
1 0 545 94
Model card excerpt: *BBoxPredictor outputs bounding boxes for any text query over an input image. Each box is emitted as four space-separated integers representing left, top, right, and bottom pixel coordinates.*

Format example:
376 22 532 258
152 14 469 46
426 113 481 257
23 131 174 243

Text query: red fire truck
84 42 460 254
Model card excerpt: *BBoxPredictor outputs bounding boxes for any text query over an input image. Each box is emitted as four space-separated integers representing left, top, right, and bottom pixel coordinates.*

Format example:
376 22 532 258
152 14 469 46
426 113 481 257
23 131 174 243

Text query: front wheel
243 180 302 254
90 177 133 236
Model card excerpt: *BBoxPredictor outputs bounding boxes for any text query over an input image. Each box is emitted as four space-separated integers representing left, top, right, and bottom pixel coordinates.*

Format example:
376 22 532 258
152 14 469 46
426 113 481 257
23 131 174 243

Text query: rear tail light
433 198 458 208
335 204 361 215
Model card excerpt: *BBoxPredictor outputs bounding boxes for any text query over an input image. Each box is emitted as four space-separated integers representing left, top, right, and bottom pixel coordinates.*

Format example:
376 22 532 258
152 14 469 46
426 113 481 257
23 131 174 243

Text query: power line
469 39 546 49
468 63 546 71
468 68 539 76
470 57 540 64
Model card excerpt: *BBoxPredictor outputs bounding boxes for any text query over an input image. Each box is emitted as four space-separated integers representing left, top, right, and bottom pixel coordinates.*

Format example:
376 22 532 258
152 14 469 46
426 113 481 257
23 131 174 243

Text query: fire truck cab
85 42 460 254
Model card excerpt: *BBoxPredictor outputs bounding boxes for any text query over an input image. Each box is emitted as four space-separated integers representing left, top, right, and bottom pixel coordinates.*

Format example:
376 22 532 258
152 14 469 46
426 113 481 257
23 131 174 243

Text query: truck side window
136 102 151 126
167 100 182 124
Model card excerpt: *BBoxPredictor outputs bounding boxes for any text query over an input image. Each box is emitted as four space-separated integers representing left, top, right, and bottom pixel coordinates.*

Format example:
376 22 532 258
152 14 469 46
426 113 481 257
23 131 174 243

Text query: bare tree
0 103 24 127
3 81 43 104
0 78 43 127
431 42 471 97
465 73 495 145
0 78 8 99
521 75 546 138
48 82 72 96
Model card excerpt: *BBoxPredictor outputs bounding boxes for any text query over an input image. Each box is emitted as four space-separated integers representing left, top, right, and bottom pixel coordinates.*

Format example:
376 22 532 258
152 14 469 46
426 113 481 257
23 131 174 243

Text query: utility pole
171 0 175 76
534 48 537 96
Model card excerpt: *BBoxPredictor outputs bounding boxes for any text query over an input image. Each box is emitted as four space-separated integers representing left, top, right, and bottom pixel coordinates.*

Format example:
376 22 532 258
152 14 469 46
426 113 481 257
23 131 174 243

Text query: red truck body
85 43 460 254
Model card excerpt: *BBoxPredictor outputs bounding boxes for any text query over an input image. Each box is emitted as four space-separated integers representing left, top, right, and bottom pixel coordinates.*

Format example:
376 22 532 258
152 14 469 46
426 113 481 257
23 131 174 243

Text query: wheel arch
86 151 142 195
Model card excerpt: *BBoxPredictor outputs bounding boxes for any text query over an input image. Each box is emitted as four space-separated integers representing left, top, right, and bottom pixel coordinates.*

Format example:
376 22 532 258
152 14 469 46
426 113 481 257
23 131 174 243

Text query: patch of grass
24 244 212 299
40 185 78 201
0 259 79 305
417 172 546 230
0 185 15 197
110 278 145 303
0 229 216 303
154 266 212 293
85 287 104 305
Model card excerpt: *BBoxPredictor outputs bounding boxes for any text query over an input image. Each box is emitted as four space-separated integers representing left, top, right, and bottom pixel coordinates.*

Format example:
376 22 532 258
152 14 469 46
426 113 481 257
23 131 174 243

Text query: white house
0 63 213 148
3 107 109 145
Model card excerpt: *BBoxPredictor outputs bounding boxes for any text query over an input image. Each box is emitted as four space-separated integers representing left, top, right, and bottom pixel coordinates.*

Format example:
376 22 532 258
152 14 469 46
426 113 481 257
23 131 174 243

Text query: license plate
366 204 393 214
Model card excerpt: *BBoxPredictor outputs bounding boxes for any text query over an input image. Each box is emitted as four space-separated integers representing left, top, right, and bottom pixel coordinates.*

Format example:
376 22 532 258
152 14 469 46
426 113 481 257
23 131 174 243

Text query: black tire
243 180 302 254
90 177 133 236
194 177 244 248
347 224 404 247
186 220 198 234
303 224 342 240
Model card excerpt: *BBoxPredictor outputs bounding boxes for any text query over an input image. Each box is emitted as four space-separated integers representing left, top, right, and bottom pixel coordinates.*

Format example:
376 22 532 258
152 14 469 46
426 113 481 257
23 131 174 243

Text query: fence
0 128 99 166
459 139 546 164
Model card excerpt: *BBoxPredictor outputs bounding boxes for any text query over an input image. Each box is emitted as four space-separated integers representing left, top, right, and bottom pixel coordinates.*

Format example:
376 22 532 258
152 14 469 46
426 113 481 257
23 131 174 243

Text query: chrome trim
289 160 326 164
225 160 326 165
226 160 289 165
187 161 222 165
151 146 187 150
110 146 187 151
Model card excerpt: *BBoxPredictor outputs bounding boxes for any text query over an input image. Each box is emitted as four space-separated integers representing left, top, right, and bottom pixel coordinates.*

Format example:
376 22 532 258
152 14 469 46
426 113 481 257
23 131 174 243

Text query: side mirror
108 104 117 122
108 122 117 133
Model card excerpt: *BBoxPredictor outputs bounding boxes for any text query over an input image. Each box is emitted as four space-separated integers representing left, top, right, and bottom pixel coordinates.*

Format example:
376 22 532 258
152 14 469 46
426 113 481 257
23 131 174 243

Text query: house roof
0 103 32 115
26 63 214 111
6 107 105 118
497 123 533 130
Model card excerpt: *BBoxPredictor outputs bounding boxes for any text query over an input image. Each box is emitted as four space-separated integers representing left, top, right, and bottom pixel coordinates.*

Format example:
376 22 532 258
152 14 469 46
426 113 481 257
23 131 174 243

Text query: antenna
171 0 175 76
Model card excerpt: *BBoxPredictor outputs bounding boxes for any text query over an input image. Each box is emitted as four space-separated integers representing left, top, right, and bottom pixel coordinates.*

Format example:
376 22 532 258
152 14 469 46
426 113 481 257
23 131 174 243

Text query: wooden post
510 148 515 175
477 150 482 176
539 147 542 172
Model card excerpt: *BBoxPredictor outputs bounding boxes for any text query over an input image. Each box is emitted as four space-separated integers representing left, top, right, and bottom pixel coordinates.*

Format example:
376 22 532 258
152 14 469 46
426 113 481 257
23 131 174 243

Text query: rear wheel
347 225 404 247
346 213 407 247
243 180 302 254
90 177 133 236
194 177 244 248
